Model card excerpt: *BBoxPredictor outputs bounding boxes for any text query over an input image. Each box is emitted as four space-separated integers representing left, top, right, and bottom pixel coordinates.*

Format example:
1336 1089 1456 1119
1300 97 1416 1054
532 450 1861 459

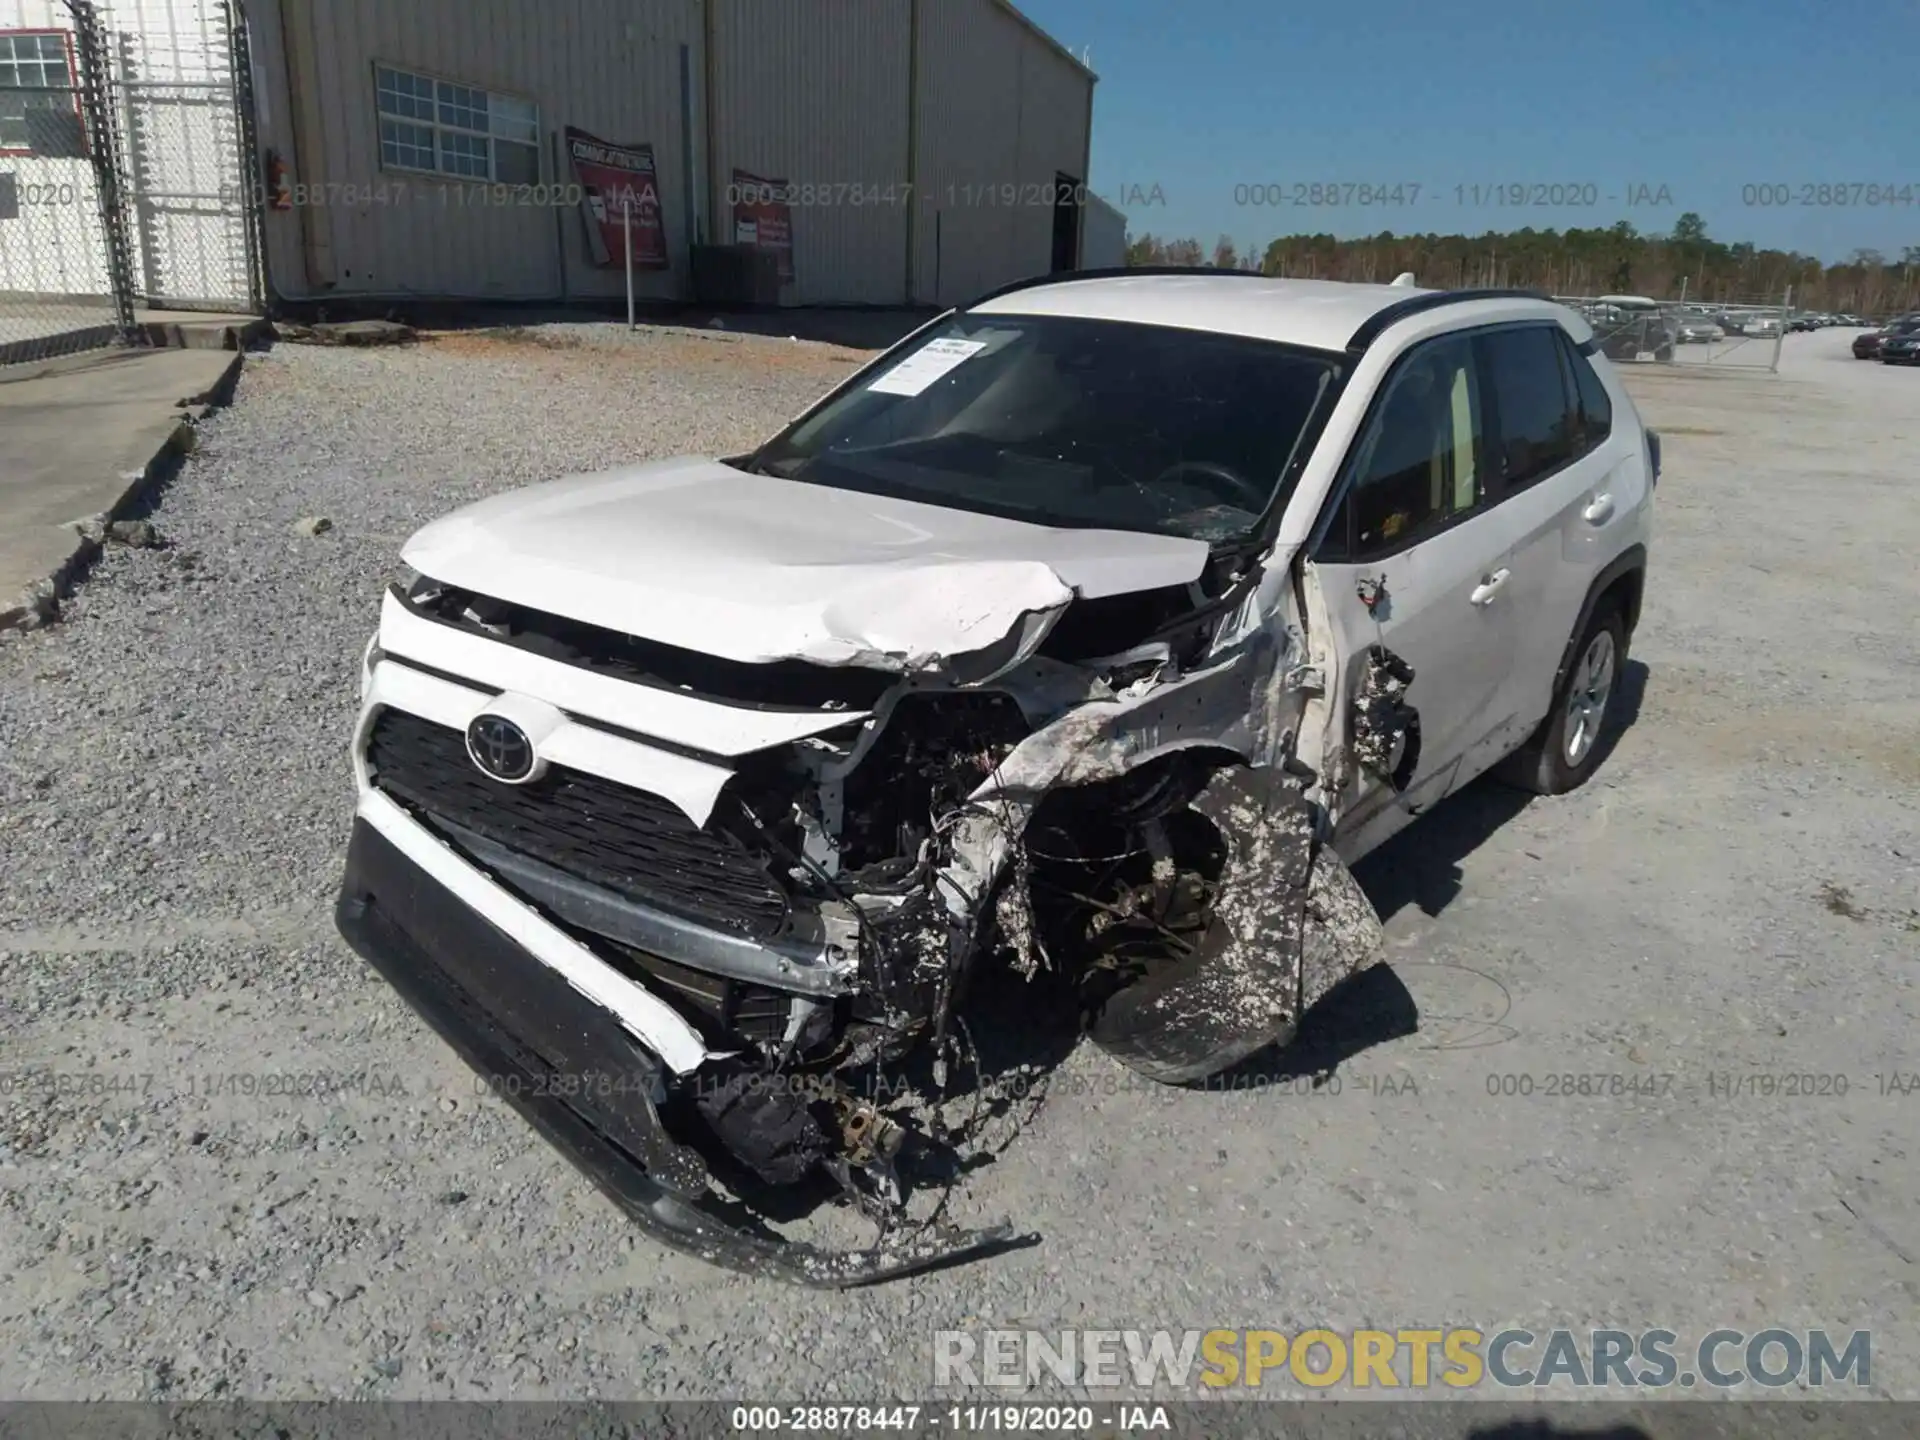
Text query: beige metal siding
1081 192 1126 269
707 0 909 306
912 0 1090 306
241 0 1090 306
251 0 701 301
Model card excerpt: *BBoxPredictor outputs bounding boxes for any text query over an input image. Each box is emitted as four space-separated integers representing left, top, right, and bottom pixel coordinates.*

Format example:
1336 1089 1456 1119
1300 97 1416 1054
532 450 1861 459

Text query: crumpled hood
401 456 1211 670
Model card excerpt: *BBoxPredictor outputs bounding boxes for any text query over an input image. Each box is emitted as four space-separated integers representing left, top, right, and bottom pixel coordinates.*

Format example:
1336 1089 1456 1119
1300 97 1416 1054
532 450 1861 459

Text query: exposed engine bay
347 541 1387 1285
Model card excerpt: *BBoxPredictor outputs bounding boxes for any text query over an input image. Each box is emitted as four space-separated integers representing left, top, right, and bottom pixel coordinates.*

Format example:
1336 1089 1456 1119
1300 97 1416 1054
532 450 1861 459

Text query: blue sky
1018 0 1920 263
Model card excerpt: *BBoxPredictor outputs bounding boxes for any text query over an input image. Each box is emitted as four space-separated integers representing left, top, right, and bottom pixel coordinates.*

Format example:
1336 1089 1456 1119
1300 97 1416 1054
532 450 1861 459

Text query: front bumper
334 814 1016 1285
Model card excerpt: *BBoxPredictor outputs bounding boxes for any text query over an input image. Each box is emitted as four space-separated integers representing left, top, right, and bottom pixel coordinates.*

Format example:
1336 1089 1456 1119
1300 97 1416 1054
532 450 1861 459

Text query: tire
1088 845 1369 1086
1496 605 1628 796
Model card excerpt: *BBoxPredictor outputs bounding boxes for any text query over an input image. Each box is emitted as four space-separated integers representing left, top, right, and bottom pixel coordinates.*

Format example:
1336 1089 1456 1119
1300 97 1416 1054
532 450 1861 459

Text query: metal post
69 0 138 342
679 43 697 253
551 129 569 301
225 0 267 313
1773 285 1789 372
1678 275 1688 306
624 197 635 329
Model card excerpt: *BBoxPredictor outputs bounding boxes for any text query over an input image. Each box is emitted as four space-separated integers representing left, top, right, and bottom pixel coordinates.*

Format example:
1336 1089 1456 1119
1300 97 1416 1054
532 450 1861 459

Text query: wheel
1655 344 1674 362
1496 606 1627 796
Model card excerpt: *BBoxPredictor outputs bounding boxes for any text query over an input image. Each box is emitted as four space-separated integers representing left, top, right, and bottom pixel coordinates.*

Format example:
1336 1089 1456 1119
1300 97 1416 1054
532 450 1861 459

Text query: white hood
401 457 1211 671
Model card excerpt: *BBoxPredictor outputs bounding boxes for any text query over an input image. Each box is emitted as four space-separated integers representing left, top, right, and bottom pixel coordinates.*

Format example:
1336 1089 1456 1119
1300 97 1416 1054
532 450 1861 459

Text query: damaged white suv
336 272 1656 1283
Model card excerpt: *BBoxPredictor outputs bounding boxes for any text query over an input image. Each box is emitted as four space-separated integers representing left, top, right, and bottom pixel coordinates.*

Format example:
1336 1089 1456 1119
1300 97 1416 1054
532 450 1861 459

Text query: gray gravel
0 323 1916 1405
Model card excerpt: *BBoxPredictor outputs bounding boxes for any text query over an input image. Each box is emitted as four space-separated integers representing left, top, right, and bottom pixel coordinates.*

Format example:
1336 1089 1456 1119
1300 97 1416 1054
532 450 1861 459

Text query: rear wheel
1497 606 1626 796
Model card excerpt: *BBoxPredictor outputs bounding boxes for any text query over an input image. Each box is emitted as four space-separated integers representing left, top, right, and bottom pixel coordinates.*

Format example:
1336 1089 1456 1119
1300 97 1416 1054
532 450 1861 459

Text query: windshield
739 313 1339 543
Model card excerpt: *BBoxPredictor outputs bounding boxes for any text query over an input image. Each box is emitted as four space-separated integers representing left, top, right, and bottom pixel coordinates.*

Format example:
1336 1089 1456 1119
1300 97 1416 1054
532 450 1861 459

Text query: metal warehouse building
0 0 1099 321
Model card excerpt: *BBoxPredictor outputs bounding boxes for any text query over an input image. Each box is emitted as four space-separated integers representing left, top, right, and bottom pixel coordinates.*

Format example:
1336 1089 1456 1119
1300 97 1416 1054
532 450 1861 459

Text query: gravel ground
0 322 1915 1407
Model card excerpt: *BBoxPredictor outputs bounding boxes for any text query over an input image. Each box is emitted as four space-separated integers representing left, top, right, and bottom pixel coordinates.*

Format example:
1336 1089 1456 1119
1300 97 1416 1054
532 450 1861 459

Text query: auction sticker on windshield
868 338 988 396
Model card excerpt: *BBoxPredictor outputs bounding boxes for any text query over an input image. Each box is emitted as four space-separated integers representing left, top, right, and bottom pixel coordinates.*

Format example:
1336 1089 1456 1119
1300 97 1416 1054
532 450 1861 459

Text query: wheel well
1554 555 1644 694
1596 566 1643 636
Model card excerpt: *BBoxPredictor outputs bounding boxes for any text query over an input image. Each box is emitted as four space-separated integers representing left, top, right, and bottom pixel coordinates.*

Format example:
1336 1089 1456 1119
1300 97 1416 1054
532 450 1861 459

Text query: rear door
1307 330 1524 853
1478 324 1629 734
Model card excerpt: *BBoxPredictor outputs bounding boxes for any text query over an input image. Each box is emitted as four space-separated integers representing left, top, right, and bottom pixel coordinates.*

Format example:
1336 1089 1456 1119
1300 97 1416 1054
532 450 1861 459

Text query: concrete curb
1 348 246 633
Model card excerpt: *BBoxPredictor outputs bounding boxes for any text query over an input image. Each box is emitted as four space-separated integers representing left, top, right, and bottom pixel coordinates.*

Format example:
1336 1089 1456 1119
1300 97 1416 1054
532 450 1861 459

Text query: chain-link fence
1551 291 1793 372
0 0 258 366
1666 292 1795 370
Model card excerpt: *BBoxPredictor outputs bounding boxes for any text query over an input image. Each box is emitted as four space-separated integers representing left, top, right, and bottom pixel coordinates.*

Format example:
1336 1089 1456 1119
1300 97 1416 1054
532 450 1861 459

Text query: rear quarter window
1479 325 1578 490
1563 333 1613 452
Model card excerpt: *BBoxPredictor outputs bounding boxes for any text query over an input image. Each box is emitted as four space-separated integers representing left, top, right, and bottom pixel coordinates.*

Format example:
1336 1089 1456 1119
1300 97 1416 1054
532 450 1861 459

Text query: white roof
970 274 1498 352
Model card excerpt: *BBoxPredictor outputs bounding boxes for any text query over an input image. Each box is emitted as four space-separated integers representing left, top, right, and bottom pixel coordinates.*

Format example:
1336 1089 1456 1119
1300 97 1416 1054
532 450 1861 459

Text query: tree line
1123 214 1920 313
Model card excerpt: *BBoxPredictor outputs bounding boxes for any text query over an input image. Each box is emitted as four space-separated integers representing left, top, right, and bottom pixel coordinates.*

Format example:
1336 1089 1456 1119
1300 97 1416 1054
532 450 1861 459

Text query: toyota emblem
465 713 537 783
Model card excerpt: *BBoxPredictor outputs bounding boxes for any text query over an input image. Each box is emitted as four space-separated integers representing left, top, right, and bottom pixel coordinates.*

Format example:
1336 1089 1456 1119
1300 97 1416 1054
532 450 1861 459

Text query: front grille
367 708 789 939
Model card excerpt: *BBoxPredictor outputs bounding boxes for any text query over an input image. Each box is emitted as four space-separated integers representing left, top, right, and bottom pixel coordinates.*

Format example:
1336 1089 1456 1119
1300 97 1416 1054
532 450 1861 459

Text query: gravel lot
1 322 1915 1406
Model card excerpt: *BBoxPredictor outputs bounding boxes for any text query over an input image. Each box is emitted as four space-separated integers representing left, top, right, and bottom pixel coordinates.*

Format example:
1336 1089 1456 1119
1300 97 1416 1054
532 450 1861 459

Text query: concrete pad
135 308 273 352
0 345 241 629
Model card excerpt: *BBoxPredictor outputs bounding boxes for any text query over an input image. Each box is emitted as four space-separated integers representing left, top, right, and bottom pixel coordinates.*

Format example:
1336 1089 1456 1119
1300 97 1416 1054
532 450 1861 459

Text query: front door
1305 330 1524 859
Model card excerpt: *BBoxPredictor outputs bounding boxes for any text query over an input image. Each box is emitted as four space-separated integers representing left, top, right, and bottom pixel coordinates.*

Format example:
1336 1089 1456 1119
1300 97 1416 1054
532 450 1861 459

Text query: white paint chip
867 338 987 396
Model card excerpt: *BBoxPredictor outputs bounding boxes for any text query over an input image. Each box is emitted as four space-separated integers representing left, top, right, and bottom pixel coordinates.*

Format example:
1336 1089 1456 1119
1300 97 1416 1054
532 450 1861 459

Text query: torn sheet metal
1089 763 1320 1083
1352 642 1421 791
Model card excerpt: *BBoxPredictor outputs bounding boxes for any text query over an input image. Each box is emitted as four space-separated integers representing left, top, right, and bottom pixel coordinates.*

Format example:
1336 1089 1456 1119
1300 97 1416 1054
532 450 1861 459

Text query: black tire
1088 845 1367 1085
1496 605 1628 796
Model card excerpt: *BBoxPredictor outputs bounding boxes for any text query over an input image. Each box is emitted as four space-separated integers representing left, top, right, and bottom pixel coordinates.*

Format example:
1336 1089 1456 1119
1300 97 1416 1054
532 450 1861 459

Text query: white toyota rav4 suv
336 272 1657 1282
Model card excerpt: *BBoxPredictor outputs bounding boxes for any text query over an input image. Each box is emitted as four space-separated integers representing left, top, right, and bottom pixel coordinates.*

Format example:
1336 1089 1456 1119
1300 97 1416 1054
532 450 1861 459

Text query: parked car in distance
1743 315 1783 339
334 272 1657 1280
1881 326 1920 365
1855 315 1920 359
1676 317 1725 343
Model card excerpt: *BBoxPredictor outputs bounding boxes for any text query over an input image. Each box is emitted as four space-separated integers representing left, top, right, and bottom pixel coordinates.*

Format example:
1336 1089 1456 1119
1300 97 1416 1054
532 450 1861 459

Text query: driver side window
1317 333 1486 562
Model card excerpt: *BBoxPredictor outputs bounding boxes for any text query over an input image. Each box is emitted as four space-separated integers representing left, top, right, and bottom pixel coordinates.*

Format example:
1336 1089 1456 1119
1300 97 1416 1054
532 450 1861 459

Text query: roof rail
963 265 1272 310
1345 287 1555 351
958 271 1558 352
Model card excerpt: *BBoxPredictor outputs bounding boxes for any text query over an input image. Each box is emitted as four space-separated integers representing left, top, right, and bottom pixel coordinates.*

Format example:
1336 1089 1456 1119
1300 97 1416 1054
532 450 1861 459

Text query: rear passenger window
1319 333 1485 560
1481 325 1578 490
1563 335 1613 451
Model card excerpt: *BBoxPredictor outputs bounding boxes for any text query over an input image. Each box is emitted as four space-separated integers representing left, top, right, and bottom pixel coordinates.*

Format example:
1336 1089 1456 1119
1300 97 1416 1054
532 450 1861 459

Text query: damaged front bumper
334 814 1020 1286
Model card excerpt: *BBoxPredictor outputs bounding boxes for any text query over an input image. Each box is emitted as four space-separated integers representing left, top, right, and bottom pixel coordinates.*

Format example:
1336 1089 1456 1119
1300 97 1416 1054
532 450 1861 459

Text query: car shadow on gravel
1190 659 1654 1088
1467 1422 1652 1440
1355 658 1650 925
678 969 1086 1233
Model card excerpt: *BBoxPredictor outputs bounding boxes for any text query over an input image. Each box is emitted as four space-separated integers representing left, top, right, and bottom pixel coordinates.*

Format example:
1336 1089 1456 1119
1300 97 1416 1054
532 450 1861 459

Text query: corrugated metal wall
705 0 909 306
1081 191 1126 270
247 0 701 301
238 0 1091 305
911 0 1090 307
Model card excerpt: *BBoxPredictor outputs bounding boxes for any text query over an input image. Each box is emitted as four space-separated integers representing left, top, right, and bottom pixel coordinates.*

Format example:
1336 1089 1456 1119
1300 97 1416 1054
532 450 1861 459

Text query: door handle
1469 568 1510 606
1583 493 1616 524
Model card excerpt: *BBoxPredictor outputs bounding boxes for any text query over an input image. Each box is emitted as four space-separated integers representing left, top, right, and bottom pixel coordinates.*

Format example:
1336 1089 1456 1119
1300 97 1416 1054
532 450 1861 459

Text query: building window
0 30 86 158
375 64 538 183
